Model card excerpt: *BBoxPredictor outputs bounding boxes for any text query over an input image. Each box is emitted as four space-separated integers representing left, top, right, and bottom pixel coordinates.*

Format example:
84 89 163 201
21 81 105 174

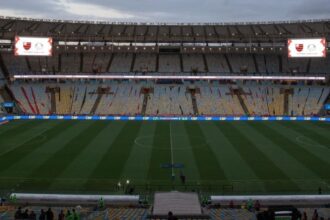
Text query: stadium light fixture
13 74 326 81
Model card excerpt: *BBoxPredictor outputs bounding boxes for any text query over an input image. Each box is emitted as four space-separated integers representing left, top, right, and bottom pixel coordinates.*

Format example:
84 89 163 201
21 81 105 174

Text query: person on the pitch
180 171 186 184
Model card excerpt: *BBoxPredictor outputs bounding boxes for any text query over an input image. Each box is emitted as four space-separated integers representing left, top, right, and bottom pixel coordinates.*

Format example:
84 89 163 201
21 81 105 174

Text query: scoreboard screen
2 102 14 108
288 38 326 58
325 104 330 110
15 36 53 56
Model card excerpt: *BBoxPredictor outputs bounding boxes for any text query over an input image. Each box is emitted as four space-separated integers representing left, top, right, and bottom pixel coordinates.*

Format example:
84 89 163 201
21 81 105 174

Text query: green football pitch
0 120 329 195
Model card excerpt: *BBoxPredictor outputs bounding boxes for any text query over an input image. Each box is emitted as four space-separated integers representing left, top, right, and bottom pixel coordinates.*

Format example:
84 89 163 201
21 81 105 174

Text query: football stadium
0 12 330 220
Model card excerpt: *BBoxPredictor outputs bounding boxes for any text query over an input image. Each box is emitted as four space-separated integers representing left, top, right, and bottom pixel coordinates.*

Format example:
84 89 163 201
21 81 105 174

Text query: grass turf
0 120 329 195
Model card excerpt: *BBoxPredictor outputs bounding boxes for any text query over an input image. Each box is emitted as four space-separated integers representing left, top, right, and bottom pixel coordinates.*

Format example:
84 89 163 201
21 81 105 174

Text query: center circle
134 135 208 150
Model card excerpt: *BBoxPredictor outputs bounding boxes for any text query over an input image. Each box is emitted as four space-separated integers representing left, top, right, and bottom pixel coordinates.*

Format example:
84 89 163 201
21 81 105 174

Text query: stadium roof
0 16 329 42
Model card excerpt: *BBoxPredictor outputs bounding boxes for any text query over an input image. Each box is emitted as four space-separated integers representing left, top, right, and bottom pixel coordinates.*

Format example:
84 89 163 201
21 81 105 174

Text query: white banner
14 36 52 56
288 38 326 58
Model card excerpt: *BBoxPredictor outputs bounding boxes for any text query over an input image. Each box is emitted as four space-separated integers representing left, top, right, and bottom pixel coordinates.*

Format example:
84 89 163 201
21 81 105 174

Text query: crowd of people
14 207 80 220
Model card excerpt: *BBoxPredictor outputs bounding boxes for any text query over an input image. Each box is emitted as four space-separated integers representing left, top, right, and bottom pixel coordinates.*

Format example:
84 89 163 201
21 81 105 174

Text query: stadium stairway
90 89 103 115
202 54 209 72
130 53 136 72
0 86 17 110
190 91 199 115
235 89 250 115
282 88 293 115
141 93 149 115
319 89 330 115
44 87 57 114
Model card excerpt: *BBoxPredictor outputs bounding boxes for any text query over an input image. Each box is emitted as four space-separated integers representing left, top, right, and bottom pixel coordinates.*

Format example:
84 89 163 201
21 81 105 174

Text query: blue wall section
1 115 330 122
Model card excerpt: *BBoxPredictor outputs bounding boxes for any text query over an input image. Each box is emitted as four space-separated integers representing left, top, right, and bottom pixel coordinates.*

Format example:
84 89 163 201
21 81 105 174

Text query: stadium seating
205 54 231 73
109 53 133 72
1 53 29 74
93 53 112 73
0 96 4 113
146 85 193 115
182 54 206 72
8 82 329 116
61 53 80 73
158 54 181 73
208 208 257 220
310 57 330 73
227 54 256 73
96 82 144 115
107 207 149 219
133 54 157 72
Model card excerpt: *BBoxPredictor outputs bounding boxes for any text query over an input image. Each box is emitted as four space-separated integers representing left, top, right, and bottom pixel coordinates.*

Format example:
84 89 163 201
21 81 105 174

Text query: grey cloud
0 0 329 22
0 0 62 15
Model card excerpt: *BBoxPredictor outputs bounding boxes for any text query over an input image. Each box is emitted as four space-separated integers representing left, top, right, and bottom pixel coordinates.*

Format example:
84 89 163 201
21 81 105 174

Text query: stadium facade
0 17 330 117
0 17 330 220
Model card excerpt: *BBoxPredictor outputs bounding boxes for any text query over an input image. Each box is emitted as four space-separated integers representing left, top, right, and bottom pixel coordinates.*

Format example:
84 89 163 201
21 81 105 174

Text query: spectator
15 207 22 220
247 199 253 211
229 200 234 208
312 209 318 220
66 210 73 220
39 209 46 220
72 209 79 220
168 211 178 220
46 208 54 220
22 209 29 219
302 211 307 220
29 211 37 220
58 210 65 220
98 197 104 209
241 201 247 210
254 200 261 212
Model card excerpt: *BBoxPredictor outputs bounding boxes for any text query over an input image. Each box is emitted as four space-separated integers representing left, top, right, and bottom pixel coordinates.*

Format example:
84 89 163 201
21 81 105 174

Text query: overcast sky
0 0 329 23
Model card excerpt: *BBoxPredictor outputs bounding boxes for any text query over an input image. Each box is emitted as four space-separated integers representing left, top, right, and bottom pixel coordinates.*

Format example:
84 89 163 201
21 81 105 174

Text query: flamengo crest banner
288 38 326 58
15 36 52 56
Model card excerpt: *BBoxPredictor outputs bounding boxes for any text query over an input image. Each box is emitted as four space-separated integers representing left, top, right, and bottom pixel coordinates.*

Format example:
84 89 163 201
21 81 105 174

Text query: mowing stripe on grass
252 122 330 182
0 120 48 141
214 122 297 191
0 121 76 173
267 122 330 168
169 121 201 182
310 121 330 129
147 121 171 182
22 121 109 189
86 121 143 181
0 120 31 134
121 122 157 183
302 122 330 139
0 121 64 154
184 121 227 181
49 122 126 192
200 122 259 182
241 122 322 191
282 122 330 149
